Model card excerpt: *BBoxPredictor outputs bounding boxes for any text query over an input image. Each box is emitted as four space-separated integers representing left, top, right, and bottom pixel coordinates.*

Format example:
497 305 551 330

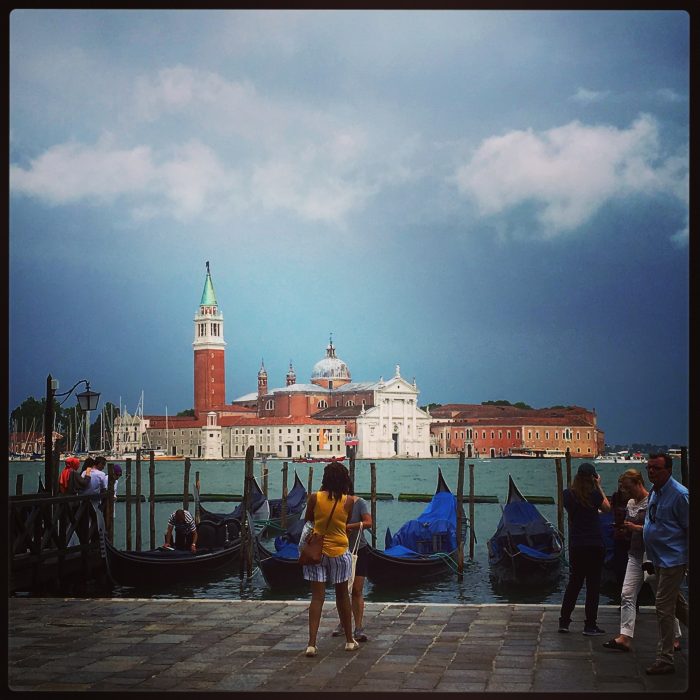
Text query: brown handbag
299 496 339 565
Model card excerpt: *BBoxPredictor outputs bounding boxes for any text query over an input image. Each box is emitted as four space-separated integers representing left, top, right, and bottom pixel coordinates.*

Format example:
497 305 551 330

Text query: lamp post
44 374 101 494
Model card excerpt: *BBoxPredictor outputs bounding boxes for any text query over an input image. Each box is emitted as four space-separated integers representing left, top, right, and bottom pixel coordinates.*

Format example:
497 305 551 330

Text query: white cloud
571 87 610 103
656 88 686 103
453 115 688 237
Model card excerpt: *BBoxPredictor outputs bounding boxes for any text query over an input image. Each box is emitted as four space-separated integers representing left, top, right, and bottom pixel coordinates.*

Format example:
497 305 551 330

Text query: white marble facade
355 367 432 459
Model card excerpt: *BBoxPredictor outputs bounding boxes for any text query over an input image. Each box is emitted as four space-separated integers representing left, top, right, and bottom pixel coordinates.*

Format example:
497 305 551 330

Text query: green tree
176 408 196 417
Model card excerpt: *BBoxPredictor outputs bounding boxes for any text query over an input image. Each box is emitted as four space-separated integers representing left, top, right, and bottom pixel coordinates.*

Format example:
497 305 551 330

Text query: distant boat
503 449 568 459
595 451 646 464
291 455 345 463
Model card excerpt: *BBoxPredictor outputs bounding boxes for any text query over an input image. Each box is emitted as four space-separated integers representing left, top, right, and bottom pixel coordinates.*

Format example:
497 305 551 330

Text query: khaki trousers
654 564 688 664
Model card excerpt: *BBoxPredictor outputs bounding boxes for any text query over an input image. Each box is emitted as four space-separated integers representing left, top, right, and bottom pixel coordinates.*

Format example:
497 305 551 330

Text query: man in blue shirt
643 453 689 675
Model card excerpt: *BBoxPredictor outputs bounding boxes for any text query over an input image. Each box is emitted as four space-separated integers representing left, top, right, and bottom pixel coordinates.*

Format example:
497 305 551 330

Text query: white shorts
303 550 352 584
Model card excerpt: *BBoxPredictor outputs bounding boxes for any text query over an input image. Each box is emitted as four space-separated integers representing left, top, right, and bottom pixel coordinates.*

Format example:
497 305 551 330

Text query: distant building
429 404 604 458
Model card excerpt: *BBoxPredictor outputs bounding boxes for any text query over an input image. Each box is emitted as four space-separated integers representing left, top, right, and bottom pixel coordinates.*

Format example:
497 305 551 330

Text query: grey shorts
303 550 352 584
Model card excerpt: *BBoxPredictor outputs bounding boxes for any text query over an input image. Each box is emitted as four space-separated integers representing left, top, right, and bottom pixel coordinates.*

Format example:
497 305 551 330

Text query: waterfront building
429 404 604 458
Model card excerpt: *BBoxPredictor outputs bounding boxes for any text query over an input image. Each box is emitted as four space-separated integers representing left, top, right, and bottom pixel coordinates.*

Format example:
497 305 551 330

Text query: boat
102 517 242 587
487 475 564 585
365 468 465 585
291 455 346 463
195 475 271 532
265 471 308 534
595 451 646 464
503 449 567 459
254 519 307 591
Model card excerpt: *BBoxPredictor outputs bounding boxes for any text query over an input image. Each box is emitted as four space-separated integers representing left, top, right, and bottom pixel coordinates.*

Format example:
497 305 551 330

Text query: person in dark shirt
558 462 611 636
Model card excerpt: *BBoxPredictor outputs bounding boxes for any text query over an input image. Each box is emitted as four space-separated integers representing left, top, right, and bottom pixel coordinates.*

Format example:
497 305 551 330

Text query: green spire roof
200 261 218 306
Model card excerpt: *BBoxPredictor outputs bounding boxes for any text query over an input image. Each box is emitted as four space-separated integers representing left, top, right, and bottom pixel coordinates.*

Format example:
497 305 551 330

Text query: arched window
318 400 328 409
345 400 354 407
265 400 274 410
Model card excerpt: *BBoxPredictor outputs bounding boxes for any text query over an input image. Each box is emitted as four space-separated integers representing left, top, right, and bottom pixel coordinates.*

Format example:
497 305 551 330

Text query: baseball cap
578 462 598 478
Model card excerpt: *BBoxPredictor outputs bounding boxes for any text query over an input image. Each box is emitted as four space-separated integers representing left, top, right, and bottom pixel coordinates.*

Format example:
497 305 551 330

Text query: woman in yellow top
302 461 358 656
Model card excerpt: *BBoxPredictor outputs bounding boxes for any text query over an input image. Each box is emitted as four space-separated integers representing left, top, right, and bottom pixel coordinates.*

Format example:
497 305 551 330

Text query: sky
8 9 689 445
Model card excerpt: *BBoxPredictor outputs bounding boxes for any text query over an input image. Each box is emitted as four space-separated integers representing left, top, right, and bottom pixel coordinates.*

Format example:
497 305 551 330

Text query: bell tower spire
193 262 227 417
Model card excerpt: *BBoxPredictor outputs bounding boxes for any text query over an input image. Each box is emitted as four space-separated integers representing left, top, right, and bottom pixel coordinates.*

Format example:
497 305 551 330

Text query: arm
596 477 611 513
303 493 317 523
164 524 174 546
190 527 198 552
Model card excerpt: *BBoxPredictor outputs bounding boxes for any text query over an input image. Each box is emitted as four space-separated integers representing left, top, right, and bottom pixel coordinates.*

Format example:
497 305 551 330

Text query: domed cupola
311 334 351 390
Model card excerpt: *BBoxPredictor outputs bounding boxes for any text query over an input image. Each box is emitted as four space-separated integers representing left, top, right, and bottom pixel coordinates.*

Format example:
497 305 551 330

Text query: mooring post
555 458 564 537
135 454 142 551
183 457 191 511
281 461 289 530
456 452 465 576
149 451 156 550
106 464 115 544
195 470 201 525
370 462 377 548
240 446 254 579
15 474 23 496
307 466 314 497
261 458 269 497
349 449 356 488
125 458 132 550
469 463 476 561
681 446 688 487
565 448 572 488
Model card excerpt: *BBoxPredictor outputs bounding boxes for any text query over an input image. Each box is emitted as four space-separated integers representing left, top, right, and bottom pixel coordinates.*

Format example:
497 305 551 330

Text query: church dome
311 337 351 382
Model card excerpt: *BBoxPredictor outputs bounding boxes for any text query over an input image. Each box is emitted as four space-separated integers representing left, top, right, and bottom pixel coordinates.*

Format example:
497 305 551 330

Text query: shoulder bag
299 495 339 566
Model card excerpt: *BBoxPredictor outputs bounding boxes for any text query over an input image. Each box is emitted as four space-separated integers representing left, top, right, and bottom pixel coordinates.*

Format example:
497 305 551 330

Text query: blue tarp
386 491 457 558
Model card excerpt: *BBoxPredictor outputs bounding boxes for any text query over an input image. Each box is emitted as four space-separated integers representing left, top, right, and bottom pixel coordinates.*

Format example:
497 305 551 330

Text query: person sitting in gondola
164 509 198 553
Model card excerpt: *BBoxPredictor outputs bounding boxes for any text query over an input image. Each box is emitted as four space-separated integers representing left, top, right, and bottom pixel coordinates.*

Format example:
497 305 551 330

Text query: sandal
602 639 630 652
344 640 359 651
305 645 317 657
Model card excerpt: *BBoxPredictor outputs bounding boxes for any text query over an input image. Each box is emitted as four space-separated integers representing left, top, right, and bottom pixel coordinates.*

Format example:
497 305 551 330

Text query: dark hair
649 452 672 470
83 457 96 469
320 461 352 501
95 456 107 467
174 509 186 523
569 472 596 508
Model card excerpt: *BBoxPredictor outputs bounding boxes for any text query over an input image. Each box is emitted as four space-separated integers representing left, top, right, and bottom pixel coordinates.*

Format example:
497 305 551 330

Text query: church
115 264 432 460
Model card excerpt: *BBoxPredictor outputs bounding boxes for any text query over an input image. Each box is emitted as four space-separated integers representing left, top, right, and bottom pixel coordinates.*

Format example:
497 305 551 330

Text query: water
9 457 677 604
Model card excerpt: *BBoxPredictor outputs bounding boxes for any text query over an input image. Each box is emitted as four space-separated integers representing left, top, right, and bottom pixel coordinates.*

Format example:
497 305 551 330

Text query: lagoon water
9 457 676 605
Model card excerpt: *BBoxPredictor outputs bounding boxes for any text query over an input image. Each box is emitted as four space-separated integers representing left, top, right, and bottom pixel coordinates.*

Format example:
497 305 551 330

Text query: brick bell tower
193 262 226 417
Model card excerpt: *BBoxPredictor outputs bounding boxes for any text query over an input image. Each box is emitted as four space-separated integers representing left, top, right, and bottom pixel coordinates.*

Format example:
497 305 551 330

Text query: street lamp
44 374 101 494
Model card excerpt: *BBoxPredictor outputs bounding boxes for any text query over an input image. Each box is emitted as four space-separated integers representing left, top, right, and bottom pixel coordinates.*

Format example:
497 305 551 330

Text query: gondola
366 468 464 585
254 519 307 590
487 474 563 585
195 475 271 528
264 471 308 535
102 517 242 588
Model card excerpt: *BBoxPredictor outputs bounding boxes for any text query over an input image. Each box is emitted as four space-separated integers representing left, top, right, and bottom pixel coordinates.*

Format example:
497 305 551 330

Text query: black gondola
265 471 308 534
487 474 563 585
102 518 242 588
366 468 463 585
254 519 307 591
196 475 271 526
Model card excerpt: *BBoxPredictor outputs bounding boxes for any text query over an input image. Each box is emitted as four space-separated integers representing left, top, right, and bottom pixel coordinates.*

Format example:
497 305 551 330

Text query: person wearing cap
558 462 611 636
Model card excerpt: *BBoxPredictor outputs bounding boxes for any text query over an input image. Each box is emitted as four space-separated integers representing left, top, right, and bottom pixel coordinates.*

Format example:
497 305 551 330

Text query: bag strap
317 493 340 535
351 523 363 555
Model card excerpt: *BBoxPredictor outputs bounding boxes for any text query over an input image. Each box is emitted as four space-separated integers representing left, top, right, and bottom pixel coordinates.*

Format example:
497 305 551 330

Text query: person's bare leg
335 582 354 642
308 581 325 648
351 576 365 631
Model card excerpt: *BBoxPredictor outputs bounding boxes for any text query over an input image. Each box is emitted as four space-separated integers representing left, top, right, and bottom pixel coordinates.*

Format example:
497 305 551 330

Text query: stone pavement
7 598 690 693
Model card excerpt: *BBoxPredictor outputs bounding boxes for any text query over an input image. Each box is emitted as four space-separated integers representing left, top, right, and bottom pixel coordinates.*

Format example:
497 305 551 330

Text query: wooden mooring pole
281 461 288 530
149 451 156 550
349 448 356 488
307 466 314 498
555 457 564 537
370 462 377 548
565 448 572 488
456 452 465 577
240 446 254 579
261 458 269 497
135 454 142 551
195 470 201 525
15 474 23 496
106 465 115 544
469 463 476 561
125 458 132 550
183 457 191 511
